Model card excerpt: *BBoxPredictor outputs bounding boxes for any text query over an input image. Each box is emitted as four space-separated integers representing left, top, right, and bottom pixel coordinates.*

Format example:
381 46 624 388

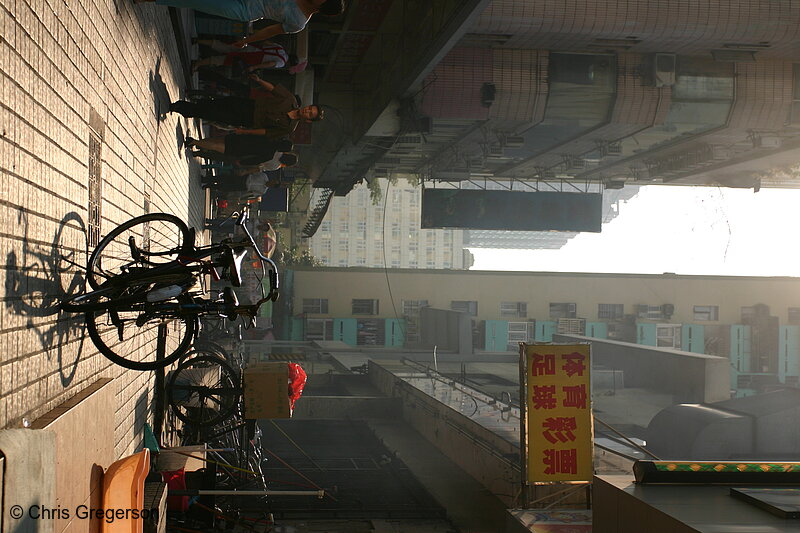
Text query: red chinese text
562 384 587 409
541 416 578 444
561 351 587 377
531 353 556 376
531 385 557 410
543 448 578 475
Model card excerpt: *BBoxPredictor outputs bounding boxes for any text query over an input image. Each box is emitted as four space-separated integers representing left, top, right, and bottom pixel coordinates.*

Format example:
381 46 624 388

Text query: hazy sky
469 185 800 277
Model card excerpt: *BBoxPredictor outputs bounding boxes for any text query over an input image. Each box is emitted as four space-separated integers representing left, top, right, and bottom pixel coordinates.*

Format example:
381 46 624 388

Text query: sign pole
519 343 529 508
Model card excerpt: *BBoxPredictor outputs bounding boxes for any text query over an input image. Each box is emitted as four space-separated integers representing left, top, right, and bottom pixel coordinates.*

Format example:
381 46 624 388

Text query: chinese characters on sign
525 344 592 482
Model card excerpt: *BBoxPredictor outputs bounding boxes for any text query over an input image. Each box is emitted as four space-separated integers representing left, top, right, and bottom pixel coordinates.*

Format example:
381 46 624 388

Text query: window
789 307 800 325
306 319 334 341
303 298 329 314
403 299 429 316
508 322 533 344
352 299 379 315
693 305 719 321
792 64 800 124
657 325 681 348
341 221 349 232
598 303 624 319
501 302 527 318
451 300 478 316
402 300 428 343
637 304 665 320
550 302 576 319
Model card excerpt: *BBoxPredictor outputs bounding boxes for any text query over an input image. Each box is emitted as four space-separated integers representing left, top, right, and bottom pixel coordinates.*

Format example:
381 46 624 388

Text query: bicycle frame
95 206 279 308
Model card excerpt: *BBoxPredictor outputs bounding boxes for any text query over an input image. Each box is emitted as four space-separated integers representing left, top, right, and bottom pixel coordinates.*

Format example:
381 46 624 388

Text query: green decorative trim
654 462 800 473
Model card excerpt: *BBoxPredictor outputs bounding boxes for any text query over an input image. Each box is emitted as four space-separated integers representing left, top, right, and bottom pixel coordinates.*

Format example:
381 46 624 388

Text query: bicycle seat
224 247 249 287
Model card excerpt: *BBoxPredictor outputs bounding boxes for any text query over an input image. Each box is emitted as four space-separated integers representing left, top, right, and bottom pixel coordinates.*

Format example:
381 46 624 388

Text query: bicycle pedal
135 313 152 327
109 310 125 341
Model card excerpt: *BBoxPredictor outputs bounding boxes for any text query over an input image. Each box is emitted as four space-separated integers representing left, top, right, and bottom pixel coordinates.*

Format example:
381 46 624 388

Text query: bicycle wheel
87 213 193 289
85 303 196 371
167 353 240 428
189 338 230 360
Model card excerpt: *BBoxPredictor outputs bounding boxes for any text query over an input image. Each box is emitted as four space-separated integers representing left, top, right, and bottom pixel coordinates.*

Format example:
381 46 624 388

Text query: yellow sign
525 344 592 482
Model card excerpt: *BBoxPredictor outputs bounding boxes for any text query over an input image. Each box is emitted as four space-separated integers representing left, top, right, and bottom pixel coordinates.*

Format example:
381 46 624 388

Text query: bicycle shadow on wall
4 210 89 387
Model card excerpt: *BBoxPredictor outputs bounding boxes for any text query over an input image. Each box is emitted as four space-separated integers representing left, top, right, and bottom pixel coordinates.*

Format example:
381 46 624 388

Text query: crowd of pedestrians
146 0 344 201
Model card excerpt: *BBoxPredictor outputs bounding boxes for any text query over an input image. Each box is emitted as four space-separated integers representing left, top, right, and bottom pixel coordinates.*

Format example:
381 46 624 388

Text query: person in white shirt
201 153 298 195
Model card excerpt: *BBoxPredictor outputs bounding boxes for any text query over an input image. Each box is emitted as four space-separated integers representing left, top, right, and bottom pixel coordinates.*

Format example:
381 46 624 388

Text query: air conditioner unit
566 157 586 169
504 136 525 148
757 136 782 148
397 136 422 145
654 53 676 87
488 145 505 157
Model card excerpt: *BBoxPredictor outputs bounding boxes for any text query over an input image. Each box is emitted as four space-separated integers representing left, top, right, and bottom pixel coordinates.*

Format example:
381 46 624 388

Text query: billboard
420 189 602 231
525 344 593 483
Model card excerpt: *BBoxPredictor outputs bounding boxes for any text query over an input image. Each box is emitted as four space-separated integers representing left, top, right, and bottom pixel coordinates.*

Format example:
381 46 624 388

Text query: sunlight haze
470 185 800 277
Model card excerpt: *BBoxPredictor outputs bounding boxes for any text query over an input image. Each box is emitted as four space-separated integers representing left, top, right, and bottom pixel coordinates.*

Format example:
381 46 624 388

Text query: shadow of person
176 120 186 152
149 56 172 122
3 211 90 387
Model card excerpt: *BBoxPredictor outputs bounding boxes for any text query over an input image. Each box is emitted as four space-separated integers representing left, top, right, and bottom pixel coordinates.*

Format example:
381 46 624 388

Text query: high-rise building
298 1 800 237
308 179 473 269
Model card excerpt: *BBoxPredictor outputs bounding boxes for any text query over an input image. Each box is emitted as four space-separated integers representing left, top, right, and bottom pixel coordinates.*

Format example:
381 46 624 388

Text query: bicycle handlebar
233 205 280 297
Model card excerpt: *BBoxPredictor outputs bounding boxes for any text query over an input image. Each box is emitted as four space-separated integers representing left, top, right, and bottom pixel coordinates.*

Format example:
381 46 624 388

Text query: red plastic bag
161 468 189 511
287 363 307 411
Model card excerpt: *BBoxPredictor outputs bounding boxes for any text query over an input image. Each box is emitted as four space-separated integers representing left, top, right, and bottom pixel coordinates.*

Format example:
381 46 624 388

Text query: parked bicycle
59 205 278 371
166 344 269 494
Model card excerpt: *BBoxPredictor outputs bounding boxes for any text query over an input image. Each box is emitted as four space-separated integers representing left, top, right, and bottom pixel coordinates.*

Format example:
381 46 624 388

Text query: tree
279 246 323 267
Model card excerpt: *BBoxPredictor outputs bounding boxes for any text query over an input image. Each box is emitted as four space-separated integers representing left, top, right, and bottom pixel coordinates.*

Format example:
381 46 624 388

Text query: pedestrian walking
186 135 293 167
201 153 298 193
193 40 307 74
137 0 344 39
169 76 322 138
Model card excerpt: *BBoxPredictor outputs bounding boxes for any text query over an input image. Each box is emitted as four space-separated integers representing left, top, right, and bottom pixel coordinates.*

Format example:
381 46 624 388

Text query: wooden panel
31 379 114 533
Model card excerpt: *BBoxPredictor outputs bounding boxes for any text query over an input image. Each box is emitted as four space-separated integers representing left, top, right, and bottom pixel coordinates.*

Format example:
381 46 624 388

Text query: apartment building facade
308 179 473 269
290 268 800 394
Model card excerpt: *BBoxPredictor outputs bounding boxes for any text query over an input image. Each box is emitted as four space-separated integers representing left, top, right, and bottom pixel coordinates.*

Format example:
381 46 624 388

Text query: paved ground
0 0 204 458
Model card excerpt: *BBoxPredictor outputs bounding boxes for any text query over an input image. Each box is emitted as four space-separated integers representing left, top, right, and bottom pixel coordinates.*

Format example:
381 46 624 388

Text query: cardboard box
243 363 291 418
